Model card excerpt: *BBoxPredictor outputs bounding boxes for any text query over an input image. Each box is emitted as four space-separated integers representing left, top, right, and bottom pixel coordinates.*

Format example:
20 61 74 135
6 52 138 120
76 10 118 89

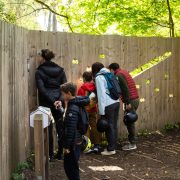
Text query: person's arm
118 74 131 104
95 75 106 115
64 107 79 150
61 70 67 85
77 86 85 96
35 71 56 105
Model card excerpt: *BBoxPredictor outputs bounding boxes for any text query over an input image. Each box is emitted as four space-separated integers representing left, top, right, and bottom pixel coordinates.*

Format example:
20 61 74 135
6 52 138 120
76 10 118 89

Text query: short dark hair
92 62 104 77
109 63 120 71
82 71 92 82
41 49 55 61
60 82 77 96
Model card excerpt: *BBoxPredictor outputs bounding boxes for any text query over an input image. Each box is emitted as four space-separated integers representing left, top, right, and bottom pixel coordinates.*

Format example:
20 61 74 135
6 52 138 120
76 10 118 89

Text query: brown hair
60 82 77 96
82 71 92 82
41 49 55 61
91 62 104 77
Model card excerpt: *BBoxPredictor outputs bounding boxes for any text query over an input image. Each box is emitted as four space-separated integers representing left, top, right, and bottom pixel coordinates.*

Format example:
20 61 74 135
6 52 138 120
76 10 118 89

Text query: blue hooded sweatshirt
95 68 119 115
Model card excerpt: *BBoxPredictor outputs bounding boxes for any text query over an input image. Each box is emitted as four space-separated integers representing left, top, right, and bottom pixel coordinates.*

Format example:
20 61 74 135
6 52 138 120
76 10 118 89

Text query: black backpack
78 107 89 135
97 72 122 100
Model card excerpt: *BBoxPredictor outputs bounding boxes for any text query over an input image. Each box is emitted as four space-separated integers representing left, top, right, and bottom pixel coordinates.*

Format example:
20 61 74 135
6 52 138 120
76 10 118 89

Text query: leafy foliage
11 161 33 180
0 1 16 23
0 0 179 36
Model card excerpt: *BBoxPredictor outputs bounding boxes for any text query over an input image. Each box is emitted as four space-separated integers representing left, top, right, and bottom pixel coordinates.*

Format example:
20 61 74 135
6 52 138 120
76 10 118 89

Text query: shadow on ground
49 131 180 180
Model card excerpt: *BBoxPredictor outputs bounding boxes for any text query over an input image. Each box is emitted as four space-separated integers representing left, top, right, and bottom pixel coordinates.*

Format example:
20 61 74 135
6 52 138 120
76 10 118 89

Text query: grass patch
162 123 180 132
11 153 35 180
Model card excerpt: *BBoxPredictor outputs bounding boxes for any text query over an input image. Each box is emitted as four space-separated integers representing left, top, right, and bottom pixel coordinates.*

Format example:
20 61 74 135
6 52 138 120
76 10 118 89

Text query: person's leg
113 103 120 147
48 121 54 158
127 99 139 144
127 122 136 144
104 104 116 151
55 118 64 158
51 108 64 159
123 99 139 150
64 145 81 180
89 112 102 145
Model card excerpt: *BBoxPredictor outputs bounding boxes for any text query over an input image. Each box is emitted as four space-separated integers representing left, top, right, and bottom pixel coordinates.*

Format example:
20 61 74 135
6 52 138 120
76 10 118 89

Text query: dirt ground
49 130 180 180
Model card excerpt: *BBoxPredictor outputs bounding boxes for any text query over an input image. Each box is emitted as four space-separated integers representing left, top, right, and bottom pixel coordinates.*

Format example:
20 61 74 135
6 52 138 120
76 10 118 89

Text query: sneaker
101 150 116 156
84 149 93 154
93 144 101 153
122 144 137 151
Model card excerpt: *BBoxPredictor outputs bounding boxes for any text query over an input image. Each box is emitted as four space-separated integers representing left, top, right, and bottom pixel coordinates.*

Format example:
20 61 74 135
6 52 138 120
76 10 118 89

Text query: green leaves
1 0 179 36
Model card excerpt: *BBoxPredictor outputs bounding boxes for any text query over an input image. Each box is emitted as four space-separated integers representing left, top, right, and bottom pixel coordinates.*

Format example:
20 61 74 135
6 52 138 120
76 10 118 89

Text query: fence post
34 114 49 180
44 127 49 179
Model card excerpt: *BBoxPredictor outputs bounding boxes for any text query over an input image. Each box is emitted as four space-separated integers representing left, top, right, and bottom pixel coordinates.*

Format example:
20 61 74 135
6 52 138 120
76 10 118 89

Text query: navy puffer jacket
63 96 90 149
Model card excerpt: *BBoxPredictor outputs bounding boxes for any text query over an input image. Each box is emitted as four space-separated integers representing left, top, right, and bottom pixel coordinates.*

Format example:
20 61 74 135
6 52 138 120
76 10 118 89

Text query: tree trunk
166 0 175 37
52 14 57 32
47 11 52 31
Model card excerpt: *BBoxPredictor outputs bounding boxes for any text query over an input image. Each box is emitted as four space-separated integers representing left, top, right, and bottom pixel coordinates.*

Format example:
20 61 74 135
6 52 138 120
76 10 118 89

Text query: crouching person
60 82 90 180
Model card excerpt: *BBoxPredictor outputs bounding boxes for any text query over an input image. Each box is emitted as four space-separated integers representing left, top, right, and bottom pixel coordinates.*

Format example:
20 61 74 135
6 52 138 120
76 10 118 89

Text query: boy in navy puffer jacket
56 82 89 180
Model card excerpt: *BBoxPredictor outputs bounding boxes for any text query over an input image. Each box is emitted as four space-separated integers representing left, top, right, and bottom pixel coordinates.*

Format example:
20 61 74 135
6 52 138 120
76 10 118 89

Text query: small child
59 82 89 180
77 71 102 153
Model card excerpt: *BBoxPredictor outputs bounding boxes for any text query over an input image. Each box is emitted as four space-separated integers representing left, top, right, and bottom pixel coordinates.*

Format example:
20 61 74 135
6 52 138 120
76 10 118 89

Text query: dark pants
64 145 81 180
49 108 64 157
125 99 139 144
104 102 120 151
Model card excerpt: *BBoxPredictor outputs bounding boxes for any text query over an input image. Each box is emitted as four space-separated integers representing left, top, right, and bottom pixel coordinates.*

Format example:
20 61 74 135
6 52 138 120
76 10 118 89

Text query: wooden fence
0 22 30 179
0 21 180 179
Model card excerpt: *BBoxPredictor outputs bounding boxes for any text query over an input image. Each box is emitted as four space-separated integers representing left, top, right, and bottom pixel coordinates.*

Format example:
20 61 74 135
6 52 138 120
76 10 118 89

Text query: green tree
1 0 179 36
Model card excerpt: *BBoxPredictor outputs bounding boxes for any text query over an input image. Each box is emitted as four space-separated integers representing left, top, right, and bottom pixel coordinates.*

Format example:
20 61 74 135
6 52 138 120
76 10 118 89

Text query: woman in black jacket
35 49 67 160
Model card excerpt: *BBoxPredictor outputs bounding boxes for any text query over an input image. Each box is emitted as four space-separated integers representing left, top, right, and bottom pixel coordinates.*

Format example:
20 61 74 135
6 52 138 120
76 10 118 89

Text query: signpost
30 107 52 180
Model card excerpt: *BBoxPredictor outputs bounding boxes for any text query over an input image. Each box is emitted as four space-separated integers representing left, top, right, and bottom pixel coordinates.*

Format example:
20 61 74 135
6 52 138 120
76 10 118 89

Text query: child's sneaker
84 149 93 154
101 149 116 156
122 143 137 151
93 144 101 153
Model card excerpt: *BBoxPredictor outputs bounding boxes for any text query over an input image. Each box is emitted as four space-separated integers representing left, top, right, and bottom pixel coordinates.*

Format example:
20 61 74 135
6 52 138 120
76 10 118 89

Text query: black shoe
92 144 101 154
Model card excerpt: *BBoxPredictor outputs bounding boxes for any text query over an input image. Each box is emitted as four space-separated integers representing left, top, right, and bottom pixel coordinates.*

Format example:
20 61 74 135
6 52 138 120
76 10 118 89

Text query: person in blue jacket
92 62 120 156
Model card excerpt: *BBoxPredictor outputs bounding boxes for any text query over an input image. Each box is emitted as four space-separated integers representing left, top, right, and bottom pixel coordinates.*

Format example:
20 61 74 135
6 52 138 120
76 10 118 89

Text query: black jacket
35 61 67 108
63 96 90 149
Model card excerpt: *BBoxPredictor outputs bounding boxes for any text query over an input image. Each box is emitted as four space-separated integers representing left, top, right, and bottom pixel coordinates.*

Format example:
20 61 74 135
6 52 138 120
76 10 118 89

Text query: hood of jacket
96 67 110 76
37 61 64 78
68 96 90 107
81 82 96 92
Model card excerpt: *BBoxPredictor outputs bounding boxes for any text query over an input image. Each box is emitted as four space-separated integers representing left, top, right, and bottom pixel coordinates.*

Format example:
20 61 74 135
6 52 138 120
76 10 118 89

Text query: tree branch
166 0 175 37
34 0 73 32
34 0 67 18
16 8 47 19
6 2 36 11
153 21 170 28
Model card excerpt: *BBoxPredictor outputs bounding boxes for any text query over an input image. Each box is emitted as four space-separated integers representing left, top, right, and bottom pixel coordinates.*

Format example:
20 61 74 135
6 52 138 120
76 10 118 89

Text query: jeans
49 108 64 157
104 102 120 151
125 98 139 144
64 145 81 180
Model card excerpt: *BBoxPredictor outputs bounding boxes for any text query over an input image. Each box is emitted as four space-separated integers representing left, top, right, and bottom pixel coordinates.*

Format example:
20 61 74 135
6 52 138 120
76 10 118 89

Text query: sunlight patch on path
88 166 123 171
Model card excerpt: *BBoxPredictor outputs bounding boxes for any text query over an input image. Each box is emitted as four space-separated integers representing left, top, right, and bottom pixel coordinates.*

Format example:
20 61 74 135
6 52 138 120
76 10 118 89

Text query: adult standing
92 62 120 156
109 63 139 151
35 49 67 161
